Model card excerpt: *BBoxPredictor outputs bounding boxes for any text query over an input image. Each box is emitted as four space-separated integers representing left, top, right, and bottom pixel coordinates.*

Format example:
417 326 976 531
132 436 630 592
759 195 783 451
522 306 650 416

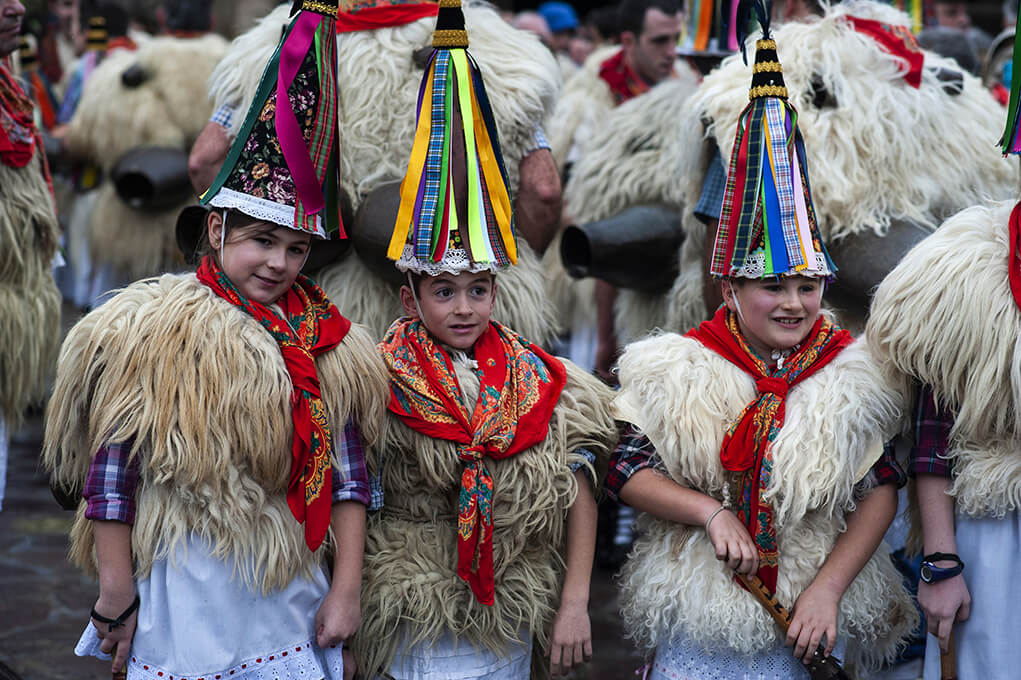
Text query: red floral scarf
598 50 652 105
378 318 567 605
686 307 851 590
197 256 351 551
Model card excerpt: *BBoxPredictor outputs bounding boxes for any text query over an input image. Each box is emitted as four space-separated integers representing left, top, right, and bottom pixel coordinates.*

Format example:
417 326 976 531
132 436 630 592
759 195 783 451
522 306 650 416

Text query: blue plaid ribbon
415 50 451 260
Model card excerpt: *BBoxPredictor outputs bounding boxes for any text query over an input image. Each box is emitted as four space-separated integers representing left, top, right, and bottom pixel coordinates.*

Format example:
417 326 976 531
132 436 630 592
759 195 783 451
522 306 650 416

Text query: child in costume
605 6 916 677
43 5 389 678
864 7 1021 674
351 3 616 678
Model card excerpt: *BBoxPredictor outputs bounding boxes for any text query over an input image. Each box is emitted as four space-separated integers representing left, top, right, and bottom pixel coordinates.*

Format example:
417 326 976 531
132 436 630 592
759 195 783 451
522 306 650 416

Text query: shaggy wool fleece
613 332 917 671
867 200 1021 518
43 273 389 592
0 156 61 418
354 358 615 679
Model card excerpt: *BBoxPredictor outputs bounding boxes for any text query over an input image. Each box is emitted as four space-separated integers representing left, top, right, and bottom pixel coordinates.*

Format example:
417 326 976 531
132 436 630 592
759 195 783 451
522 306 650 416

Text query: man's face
623 8 682 85
0 0 25 58
934 2 970 30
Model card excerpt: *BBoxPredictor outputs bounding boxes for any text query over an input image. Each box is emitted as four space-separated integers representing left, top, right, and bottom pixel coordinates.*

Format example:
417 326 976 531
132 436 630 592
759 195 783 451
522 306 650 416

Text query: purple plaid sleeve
83 440 139 524
331 418 371 506
909 384 955 478
604 426 659 503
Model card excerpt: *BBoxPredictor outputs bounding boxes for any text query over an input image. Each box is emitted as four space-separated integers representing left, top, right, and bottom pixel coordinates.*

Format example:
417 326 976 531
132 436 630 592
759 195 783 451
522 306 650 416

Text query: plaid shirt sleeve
604 426 661 503
694 148 727 223
331 417 371 506
909 384 955 477
209 103 235 129
83 439 139 524
854 440 907 494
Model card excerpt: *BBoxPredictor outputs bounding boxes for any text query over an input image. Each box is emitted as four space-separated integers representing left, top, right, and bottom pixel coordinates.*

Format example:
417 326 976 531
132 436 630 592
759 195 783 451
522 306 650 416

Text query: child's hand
787 582 839 664
92 591 138 674
918 574 970 653
548 599 592 676
315 585 360 650
705 507 758 575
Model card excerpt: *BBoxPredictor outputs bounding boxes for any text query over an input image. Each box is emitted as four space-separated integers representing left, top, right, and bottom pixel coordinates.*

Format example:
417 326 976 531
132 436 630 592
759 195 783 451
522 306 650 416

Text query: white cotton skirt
75 534 344 680
383 627 532 680
922 509 1021 680
649 631 846 680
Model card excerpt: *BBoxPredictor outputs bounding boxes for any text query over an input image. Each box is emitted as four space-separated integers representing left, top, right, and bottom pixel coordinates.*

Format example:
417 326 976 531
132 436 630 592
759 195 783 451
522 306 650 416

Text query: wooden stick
735 572 851 680
940 631 957 680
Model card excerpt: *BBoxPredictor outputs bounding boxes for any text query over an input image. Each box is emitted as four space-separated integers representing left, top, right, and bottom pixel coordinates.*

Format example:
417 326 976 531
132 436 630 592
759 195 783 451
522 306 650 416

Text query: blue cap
538 2 579 33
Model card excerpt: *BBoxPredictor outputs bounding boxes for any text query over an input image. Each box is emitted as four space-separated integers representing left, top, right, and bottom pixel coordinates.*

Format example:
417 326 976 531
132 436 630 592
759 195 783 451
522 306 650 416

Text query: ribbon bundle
710 1 833 279
687 0 740 52
276 1 343 236
1001 0 1021 155
386 0 515 269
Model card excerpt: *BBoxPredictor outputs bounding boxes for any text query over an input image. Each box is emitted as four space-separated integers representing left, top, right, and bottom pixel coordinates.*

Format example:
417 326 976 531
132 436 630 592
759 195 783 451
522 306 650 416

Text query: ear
720 279 739 313
488 277 498 313
399 284 420 318
206 210 223 252
619 31 636 49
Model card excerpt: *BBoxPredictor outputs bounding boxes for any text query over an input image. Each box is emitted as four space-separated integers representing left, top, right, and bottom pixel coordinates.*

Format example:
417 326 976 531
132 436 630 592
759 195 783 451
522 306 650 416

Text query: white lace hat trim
207 187 326 238
394 243 505 276
733 249 833 279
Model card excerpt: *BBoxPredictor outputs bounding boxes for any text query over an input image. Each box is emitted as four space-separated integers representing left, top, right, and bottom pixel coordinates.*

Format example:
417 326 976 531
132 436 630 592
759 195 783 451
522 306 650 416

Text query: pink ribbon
275 12 325 216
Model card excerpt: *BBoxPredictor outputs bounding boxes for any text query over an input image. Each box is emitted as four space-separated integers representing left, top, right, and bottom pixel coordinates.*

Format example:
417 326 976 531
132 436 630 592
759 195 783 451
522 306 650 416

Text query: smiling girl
43 10 389 678
603 14 915 679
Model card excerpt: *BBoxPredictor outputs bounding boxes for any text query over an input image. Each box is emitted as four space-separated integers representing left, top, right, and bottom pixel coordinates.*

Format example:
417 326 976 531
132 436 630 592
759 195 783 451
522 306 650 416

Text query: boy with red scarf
354 3 615 678
604 9 916 678
43 4 388 679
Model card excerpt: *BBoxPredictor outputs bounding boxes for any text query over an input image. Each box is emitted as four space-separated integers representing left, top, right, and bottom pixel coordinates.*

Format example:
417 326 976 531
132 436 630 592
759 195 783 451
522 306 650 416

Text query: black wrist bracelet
919 552 965 584
91 594 140 632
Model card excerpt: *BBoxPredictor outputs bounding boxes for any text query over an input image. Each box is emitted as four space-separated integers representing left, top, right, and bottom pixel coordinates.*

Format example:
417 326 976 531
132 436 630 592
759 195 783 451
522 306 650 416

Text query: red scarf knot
196 256 350 551
755 377 789 398
379 318 567 605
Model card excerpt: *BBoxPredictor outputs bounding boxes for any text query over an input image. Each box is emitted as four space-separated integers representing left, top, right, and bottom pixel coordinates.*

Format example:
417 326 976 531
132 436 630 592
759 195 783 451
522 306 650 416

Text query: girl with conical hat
605 3 916 677
865 3 1021 676
352 3 616 678
43 5 389 677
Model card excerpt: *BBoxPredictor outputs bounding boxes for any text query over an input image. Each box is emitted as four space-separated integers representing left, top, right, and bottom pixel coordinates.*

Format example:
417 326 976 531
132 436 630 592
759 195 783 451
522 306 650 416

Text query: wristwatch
919 552 964 584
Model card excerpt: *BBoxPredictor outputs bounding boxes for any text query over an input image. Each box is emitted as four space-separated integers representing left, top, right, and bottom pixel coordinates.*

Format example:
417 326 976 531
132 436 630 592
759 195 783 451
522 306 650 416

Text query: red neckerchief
378 317 566 605
335 2 438 32
0 61 54 200
845 16 923 89
598 50 653 105
107 36 137 51
1008 202 1021 310
196 256 351 551
686 307 852 590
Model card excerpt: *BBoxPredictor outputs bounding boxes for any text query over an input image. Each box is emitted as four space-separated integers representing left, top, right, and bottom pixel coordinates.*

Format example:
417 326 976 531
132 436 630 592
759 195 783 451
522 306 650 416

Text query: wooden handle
735 572 793 630
940 631 957 680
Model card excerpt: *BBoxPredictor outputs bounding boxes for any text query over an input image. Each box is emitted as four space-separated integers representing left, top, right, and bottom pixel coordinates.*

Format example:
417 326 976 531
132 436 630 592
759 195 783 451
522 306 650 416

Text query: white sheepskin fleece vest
613 332 916 669
867 200 1021 517
355 358 616 679
43 273 389 592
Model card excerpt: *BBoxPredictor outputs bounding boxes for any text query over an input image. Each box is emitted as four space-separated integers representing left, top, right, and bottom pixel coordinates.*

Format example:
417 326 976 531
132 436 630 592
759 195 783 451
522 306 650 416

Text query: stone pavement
0 413 645 680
